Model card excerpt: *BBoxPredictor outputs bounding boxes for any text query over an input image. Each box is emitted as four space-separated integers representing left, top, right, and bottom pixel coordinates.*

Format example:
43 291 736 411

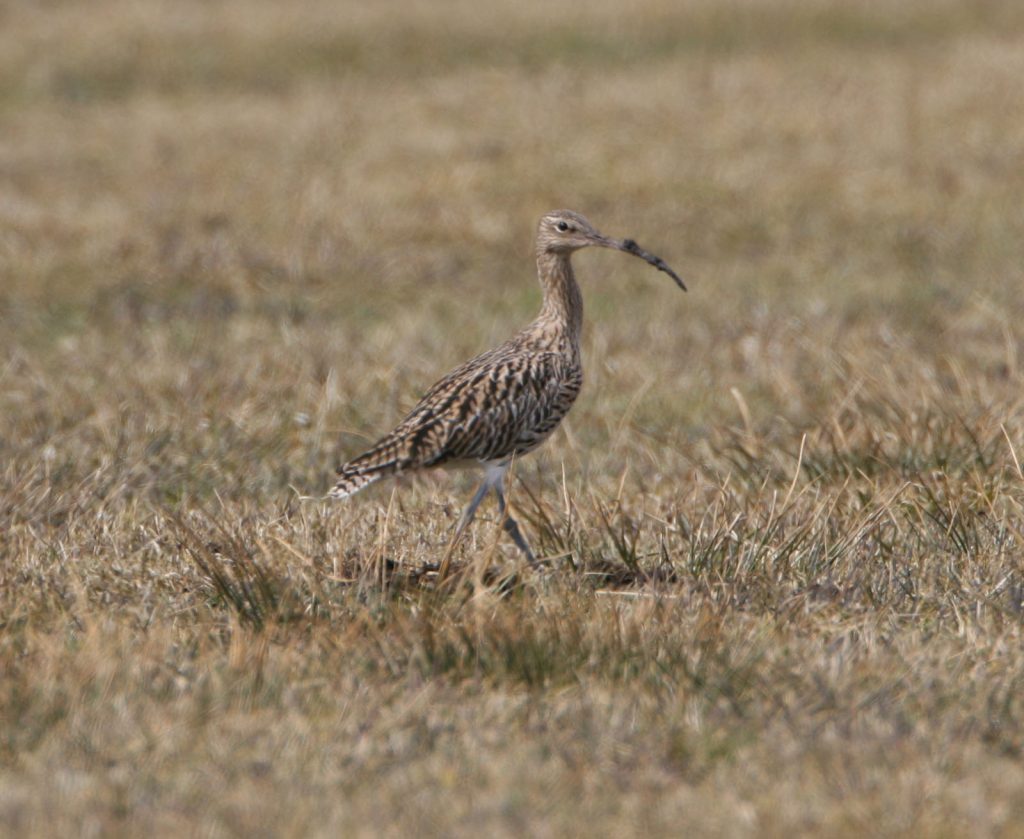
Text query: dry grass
3 0 1024 835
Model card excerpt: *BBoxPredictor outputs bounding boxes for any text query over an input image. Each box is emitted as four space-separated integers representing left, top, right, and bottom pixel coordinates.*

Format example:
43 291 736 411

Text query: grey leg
444 464 537 567
455 479 492 539
439 478 494 578
494 475 537 565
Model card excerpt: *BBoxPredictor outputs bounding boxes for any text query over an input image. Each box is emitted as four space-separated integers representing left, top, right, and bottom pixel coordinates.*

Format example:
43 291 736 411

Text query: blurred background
3 0 1023 499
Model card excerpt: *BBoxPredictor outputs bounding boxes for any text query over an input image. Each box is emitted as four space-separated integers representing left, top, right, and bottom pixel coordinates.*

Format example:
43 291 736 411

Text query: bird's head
536 209 686 291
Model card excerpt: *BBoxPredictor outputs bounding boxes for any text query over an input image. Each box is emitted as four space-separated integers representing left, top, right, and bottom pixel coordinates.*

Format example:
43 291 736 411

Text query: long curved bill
601 236 687 291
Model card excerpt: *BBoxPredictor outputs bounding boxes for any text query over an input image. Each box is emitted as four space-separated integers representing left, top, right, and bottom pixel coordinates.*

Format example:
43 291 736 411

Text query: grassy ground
3 0 1024 834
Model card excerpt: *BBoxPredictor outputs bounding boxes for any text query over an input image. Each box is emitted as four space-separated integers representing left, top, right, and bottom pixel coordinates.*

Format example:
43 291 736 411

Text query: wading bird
330 210 685 563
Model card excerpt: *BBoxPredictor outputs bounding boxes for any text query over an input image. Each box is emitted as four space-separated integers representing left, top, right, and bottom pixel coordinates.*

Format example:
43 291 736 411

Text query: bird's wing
333 348 581 494
410 349 582 465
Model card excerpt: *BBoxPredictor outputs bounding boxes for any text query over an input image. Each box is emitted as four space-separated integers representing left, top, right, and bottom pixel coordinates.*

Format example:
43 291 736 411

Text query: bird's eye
556 221 570 232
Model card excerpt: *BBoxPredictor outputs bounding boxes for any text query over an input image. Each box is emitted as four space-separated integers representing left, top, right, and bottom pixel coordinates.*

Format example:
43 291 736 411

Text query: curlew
330 210 685 563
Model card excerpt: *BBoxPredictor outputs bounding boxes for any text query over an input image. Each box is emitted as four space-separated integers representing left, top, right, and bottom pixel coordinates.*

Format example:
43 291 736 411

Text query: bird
330 209 685 564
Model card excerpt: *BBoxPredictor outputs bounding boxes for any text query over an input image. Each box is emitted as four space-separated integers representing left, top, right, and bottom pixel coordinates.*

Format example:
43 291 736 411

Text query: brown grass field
3 0 1024 835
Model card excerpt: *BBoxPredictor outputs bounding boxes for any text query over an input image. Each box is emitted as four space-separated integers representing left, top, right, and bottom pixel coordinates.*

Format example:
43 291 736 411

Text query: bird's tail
329 437 408 500
329 468 385 500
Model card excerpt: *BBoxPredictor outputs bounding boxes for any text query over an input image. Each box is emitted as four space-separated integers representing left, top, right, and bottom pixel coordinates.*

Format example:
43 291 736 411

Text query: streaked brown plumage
330 209 685 562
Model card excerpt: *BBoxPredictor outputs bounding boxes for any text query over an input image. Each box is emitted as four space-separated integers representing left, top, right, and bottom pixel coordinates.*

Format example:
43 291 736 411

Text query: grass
3 0 1024 835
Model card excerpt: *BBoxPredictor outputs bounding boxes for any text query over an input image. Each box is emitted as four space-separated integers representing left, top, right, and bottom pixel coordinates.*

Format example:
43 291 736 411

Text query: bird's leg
439 465 537 577
494 471 537 566
456 479 492 539
438 477 493 579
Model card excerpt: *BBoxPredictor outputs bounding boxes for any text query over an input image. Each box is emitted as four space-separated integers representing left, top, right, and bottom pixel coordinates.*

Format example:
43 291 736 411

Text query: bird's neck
532 249 583 351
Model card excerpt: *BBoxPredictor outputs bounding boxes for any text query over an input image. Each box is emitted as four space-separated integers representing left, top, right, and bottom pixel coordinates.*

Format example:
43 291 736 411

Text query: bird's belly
438 457 484 472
